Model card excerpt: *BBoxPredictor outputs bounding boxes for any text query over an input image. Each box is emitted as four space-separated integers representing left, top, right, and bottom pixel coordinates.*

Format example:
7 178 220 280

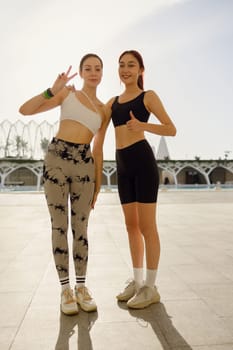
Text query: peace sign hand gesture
51 65 77 95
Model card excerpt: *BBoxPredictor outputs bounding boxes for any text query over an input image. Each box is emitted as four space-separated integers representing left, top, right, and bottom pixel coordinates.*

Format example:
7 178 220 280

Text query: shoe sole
116 294 135 302
60 305 79 315
127 296 160 309
76 300 97 312
77 304 97 312
116 289 136 302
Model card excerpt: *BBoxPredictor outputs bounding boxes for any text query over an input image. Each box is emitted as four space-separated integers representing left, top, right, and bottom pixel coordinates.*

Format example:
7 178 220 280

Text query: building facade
0 119 232 190
0 159 233 191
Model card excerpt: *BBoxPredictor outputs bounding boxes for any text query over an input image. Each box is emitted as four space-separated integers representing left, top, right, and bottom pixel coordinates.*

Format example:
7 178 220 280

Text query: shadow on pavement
55 310 98 350
118 301 193 350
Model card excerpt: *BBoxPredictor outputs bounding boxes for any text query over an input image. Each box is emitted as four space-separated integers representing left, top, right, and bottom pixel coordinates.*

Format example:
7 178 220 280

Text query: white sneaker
61 288 79 315
75 286 97 312
127 285 160 309
116 280 137 302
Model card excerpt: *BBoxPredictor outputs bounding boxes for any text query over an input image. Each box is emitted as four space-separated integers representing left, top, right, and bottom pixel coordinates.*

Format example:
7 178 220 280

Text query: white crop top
60 91 102 135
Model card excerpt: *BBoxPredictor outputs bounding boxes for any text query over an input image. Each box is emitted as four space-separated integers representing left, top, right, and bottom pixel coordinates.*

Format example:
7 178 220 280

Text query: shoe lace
125 278 134 288
63 288 75 304
79 286 92 301
135 285 148 296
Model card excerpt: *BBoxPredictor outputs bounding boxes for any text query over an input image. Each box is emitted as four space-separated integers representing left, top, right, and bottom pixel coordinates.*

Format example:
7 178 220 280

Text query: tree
224 150 231 160
40 138 49 156
4 138 12 158
14 136 28 158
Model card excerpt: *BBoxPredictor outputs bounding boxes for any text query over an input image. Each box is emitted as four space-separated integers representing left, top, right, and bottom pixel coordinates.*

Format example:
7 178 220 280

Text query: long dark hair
79 53 103 71
119 50 145 89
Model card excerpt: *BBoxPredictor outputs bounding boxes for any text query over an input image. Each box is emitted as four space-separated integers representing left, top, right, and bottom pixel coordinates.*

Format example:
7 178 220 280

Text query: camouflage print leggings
43 137 95 281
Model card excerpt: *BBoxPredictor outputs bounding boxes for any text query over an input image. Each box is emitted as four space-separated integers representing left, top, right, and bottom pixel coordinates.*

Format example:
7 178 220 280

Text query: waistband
116 139 148 153
51 137 90 149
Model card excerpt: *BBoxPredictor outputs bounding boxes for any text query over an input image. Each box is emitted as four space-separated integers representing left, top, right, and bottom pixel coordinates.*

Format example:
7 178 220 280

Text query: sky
0 0 233 160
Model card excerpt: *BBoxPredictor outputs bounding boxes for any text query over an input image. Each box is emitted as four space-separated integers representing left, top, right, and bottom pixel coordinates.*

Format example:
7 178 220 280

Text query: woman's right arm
19 90 62 115
91 99 113 208
19 66 77 116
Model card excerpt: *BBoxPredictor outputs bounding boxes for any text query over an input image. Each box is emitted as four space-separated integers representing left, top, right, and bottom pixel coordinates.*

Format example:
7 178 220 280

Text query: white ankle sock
145 269 157 288
133 267 143 289
60 277 70 291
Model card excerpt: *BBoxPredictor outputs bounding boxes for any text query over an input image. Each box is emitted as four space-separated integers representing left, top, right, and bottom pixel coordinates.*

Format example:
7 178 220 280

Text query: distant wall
1 159 232 190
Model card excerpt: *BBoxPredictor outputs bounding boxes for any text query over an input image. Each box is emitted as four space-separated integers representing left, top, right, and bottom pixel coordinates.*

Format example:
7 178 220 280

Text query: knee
140 225 159 239
125 222 140 235
52 226 68 237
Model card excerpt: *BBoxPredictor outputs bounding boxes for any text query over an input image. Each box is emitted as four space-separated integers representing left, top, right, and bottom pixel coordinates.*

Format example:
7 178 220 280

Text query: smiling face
118 53 144 87
79 55 103 87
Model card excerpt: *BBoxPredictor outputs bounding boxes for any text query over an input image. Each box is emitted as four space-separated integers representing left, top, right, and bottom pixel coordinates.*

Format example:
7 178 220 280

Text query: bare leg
122 202 144 268
137 202 160 270
125 202 161 308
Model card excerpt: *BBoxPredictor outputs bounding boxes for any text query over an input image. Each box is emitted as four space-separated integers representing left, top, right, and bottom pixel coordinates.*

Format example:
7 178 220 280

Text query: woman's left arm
144 90 176 136
127 90 176 136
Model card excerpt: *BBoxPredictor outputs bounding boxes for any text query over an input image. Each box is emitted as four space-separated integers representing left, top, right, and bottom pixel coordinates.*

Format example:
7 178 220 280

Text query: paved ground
0 189 233 350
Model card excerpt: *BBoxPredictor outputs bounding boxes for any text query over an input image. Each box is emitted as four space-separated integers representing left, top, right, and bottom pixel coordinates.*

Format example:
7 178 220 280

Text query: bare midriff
55 120 94 144
115 125 145 149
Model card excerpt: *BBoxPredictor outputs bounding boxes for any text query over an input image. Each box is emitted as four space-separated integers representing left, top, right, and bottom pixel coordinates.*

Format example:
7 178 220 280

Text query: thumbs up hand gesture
126 110 143 132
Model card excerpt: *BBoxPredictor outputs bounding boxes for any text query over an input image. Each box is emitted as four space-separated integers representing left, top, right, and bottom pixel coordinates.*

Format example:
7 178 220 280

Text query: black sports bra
111 91 150 128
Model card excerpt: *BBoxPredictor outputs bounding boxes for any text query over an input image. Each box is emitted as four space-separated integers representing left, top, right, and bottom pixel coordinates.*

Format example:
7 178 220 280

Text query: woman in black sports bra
19 54 107 316
104 50 176 309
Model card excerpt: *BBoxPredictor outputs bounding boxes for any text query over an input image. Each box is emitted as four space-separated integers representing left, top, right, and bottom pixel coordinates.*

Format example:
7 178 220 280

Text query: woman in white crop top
19 54 108 315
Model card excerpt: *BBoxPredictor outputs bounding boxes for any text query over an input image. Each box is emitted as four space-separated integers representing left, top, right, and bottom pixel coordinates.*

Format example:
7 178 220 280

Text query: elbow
168 123 176 136
171 126 177 136
19 103 36 116
19 106 29 116
162 123 177 137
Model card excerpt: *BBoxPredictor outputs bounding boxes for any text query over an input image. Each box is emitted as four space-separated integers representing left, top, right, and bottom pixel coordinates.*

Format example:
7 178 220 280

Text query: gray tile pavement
0 190 233 350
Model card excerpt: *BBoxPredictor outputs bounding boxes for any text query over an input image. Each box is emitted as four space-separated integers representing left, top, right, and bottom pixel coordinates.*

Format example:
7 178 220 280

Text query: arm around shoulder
92 103 112 156
91 102 112 198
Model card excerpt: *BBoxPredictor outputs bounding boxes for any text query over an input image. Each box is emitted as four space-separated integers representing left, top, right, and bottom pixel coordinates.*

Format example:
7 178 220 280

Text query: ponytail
137 74 144 90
